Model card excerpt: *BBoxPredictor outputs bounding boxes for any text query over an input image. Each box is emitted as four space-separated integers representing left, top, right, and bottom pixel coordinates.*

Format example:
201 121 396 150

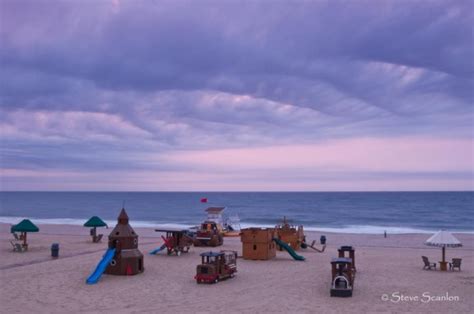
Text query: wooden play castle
275 216 305 251
105 208 144 276
240 228 276 260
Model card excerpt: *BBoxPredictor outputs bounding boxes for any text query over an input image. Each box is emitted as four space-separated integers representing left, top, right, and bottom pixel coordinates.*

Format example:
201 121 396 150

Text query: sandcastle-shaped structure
105 208 144 275
241 228 276 260
275 216 305 251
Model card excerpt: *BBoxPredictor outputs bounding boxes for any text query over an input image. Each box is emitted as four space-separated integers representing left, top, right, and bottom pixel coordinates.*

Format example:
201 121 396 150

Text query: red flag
200 197 208 203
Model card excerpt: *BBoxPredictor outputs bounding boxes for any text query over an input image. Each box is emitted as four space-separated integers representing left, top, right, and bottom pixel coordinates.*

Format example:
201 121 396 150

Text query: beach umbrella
84 216 107 241
11 219 39 248
424 230 462 270
84 216 107 228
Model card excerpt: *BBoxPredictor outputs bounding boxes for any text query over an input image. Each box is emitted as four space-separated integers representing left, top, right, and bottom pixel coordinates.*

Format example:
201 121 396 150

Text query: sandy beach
0 223 473 314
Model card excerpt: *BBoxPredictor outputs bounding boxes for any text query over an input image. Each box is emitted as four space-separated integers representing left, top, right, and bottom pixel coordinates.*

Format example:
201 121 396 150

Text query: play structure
241 228 276 260
195 250 237 284
274 216 305 251
240 228 305 261
338 246 356 271
301 239 326 253
150 229 194 256
194 221 224 247
330 257 355 297
86 208 144 284
203 206 241 237
84 216 107 243
273 238 305 261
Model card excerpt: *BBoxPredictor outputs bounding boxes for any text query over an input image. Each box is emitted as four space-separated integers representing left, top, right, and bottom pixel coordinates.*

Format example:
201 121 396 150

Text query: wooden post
439 246 448 271
23 232 27 249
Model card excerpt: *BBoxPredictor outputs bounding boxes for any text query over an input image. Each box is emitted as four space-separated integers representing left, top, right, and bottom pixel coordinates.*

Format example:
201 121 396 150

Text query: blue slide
86 248 116 285
149 244 166 255
273 238 305 261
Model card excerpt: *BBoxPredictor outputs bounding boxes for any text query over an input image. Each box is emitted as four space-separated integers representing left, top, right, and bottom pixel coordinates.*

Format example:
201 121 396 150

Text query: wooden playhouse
240 228 276 260
105 208 144 276
275 216 305 251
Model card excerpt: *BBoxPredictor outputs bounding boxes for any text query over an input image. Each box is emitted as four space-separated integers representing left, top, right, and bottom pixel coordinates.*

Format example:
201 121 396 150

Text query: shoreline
1 219 473 235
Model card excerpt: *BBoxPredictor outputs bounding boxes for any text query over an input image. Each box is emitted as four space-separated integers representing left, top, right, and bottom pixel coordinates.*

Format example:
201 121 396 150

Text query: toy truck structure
193 221 224 247
195 250 237 284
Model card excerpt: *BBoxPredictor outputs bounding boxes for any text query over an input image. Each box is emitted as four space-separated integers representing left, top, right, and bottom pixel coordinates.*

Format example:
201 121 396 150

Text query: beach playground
1 222 473 314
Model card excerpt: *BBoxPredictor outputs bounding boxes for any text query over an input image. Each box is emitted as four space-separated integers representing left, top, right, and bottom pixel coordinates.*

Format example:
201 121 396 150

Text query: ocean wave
1 216 472 234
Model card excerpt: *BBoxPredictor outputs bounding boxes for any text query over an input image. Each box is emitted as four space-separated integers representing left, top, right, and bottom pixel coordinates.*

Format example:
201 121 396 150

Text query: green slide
273 238 305 261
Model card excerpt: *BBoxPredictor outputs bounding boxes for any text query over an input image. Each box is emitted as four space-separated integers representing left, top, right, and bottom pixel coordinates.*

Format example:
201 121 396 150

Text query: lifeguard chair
205 207 226 230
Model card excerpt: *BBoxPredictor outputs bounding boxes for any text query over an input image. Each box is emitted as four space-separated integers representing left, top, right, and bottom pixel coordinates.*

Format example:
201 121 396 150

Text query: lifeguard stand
205 207 226 228
338 246 356 271
241 228 276 260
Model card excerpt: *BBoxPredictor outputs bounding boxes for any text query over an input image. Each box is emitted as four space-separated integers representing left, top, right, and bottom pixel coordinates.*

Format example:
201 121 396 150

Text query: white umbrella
424 230 462 265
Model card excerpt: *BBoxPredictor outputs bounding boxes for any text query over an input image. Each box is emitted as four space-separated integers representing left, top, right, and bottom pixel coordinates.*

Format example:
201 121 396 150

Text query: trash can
320 235 326 245
51 243 59 258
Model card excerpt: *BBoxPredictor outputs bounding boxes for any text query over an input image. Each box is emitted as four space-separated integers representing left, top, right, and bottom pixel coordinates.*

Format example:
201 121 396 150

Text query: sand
0 223 473 314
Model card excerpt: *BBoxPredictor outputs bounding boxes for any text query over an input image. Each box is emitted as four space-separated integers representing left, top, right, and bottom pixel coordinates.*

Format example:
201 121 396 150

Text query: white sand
0 223 473 313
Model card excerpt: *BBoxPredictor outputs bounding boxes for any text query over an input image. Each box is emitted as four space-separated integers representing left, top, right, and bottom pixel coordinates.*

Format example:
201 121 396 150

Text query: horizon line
1 190 473 193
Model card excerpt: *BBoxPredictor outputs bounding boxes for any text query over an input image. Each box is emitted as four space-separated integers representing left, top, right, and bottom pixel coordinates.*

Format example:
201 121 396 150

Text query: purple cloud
0 0 472 190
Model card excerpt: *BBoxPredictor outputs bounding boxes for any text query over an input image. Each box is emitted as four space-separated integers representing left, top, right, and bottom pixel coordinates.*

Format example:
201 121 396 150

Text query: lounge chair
449 258 462 271
93 234 103 243
12 233 20 241
422 256 436 270
10 240 25 252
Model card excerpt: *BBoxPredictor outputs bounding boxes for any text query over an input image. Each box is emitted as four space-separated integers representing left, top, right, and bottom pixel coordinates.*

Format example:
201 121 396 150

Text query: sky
0 0 473 191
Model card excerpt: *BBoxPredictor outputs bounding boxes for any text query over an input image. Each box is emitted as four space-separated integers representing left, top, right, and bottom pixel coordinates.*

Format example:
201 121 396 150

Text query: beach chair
10 240 25 252
449 258 462 271
94 234 103 243
12 233 20 241
422 256 436 270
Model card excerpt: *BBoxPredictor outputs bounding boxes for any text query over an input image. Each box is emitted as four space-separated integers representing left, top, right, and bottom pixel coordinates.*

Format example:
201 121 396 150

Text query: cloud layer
0 0 473 190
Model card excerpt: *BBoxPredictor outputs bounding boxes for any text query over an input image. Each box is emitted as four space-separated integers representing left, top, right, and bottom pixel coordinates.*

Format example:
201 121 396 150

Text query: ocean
0 192 472 234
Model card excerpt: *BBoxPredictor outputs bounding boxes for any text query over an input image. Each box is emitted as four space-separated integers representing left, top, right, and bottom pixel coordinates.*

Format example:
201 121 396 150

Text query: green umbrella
84 216 107 228
84 216 107 242
11 219 39 233
11 219 39 249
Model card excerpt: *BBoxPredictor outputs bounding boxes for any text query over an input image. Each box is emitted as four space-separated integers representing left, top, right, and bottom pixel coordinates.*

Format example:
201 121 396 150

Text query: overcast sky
0 0 473 191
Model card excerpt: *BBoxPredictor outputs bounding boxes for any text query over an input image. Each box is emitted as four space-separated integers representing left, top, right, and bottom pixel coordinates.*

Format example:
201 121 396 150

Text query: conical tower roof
109 208 137 239
118 208 129 225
